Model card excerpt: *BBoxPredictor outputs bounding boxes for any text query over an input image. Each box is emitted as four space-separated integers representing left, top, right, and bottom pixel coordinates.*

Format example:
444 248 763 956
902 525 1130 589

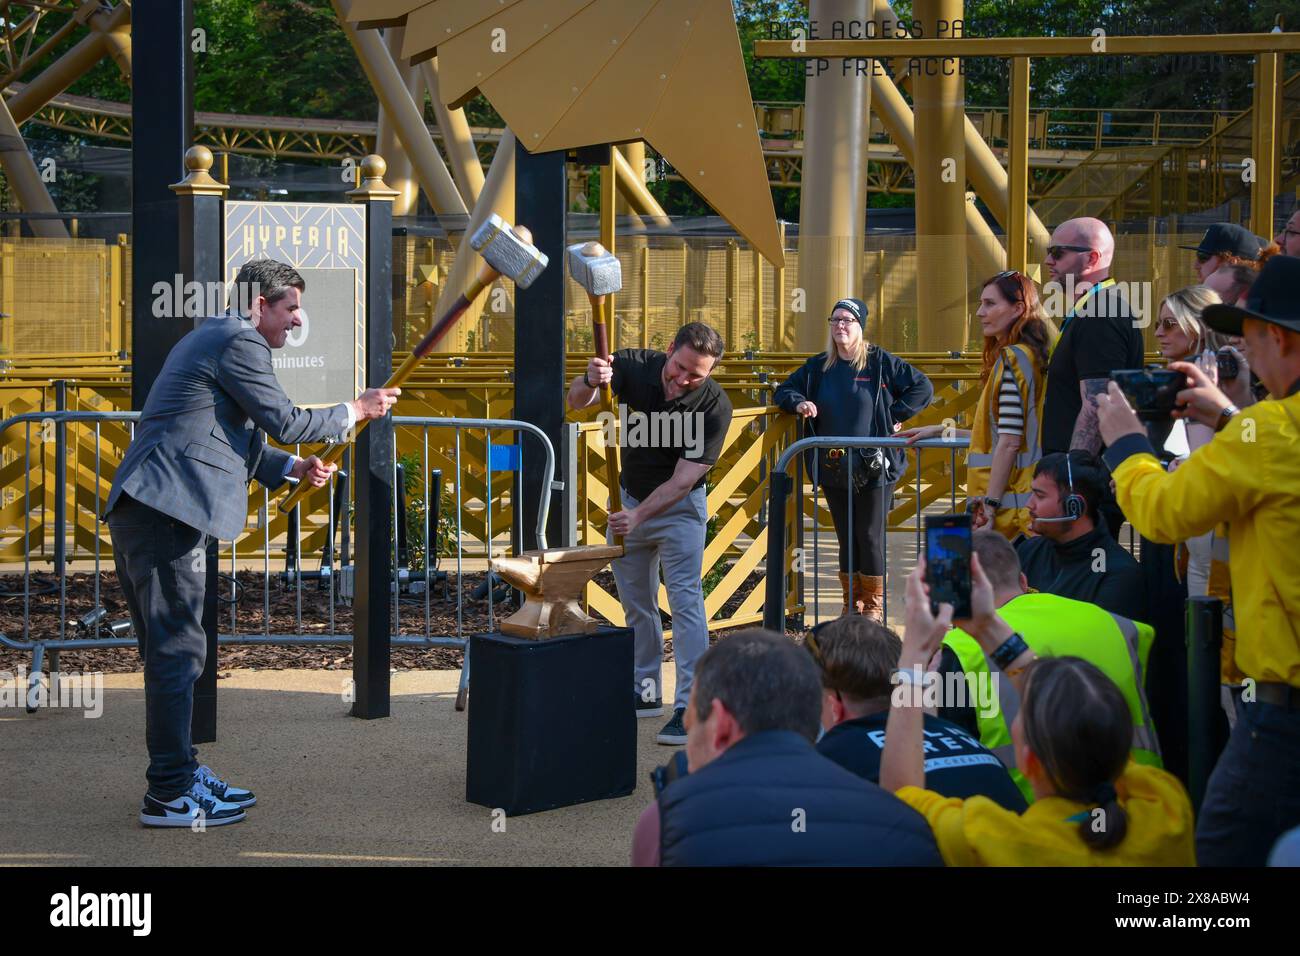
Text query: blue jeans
1195 697 1300 866
109 496 211 799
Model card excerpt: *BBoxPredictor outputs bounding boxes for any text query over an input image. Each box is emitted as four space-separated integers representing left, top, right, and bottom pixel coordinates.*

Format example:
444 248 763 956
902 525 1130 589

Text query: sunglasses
1046 244 1092 259
1154 317 1181 332
1195 251 1215 264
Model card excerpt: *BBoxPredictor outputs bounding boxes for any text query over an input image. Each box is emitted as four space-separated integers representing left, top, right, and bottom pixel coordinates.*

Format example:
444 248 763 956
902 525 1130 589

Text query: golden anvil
490 545 624 640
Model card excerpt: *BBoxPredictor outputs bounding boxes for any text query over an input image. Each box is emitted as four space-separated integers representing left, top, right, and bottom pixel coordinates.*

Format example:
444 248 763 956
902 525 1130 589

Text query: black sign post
349 157 398 720
170 146 228 744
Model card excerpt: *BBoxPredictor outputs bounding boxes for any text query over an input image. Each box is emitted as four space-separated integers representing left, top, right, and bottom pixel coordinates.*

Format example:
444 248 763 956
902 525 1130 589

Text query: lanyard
1058 278 1115 335
1050 279 1116 361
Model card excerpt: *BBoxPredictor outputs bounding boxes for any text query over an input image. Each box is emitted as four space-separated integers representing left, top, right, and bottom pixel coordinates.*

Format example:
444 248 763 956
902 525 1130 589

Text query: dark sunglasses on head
1046 244 1092 259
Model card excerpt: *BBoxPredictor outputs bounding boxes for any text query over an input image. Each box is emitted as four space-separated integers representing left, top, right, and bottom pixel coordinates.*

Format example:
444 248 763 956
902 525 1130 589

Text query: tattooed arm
1070 378 1110 453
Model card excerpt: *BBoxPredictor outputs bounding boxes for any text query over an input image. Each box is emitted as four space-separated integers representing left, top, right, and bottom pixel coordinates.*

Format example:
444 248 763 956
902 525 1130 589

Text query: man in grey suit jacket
107 259 398 828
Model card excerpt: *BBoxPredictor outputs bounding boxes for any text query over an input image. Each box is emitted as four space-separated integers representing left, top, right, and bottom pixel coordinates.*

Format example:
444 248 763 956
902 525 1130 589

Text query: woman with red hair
900 271 1055 539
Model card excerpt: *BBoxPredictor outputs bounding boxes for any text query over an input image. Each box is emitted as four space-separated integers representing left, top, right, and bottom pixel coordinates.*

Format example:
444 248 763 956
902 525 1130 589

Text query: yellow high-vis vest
943 591 1162 803
967 344 1045 540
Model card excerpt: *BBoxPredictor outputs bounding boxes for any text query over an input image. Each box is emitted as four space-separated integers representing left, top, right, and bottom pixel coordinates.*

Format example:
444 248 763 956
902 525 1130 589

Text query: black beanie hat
830 297 869 329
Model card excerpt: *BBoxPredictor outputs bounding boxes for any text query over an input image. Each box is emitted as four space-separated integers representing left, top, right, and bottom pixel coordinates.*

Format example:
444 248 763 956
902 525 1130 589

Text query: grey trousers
610 487 709 710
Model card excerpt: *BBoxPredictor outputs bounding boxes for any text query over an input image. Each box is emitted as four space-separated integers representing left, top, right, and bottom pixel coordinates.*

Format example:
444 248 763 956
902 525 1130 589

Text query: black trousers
821 482 894 576
108 495 210 799
1197 699 1300 866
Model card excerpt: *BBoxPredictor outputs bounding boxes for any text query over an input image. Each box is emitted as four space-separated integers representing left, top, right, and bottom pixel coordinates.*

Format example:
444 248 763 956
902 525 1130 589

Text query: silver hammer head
470 213 549 289
566 241 622 297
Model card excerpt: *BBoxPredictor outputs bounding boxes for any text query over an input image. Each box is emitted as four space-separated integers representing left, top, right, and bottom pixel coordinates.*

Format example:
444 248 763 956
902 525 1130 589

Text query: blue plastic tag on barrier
488 444 520 472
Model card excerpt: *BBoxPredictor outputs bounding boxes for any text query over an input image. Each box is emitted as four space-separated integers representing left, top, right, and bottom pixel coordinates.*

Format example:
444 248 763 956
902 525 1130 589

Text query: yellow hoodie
896 763 1196 867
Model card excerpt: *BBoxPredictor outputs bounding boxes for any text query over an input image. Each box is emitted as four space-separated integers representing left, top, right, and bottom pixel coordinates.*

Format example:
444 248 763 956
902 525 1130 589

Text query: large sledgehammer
279 214 548 514
567 241 624 526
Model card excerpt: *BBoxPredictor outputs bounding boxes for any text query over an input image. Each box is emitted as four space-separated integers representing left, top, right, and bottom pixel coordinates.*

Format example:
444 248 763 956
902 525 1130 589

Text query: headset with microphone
1036 452 1088 524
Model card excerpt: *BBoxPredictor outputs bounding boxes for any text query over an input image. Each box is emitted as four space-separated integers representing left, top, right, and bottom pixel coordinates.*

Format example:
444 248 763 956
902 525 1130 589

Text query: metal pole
1186 595 1225 815
764 471 792 632
913 0 968 352
1251 52 1280 240
796 0 871 350
1007 57 1031 275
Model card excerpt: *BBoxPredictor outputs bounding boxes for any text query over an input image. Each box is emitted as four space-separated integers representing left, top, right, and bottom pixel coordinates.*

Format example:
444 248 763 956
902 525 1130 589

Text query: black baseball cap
1203 254 1300 336
829 297 869 328
1180 223 1265 260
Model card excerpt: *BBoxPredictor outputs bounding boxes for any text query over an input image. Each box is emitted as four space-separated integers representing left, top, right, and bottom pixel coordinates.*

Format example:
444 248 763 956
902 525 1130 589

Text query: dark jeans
1196 698 1300 866
821 482 893 576
108 495 211 799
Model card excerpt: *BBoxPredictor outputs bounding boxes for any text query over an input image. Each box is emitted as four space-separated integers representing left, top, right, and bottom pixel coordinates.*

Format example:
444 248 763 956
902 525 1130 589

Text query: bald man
1041 217 1145 455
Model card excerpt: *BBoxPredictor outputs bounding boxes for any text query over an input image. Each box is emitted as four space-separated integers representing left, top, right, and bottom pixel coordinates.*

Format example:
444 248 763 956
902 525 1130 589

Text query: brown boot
837 571 865 616
856 574 885 623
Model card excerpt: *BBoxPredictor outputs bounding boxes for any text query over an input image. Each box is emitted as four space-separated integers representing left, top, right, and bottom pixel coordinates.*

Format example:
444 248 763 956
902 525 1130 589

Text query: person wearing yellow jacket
940 532 1161 804
900 271 1054 539
1096 253 1300 867
880 558 1195 866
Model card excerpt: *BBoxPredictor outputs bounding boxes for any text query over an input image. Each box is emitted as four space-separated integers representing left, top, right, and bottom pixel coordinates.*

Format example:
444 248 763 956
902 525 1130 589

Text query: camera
1110 368 1184 421
1216 348 1240 382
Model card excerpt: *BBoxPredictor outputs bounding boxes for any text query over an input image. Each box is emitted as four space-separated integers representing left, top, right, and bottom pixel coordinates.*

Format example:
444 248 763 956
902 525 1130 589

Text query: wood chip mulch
0 568 771 675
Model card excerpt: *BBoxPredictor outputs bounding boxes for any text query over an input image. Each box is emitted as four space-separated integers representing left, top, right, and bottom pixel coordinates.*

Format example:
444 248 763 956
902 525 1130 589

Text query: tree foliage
30 0 1300 220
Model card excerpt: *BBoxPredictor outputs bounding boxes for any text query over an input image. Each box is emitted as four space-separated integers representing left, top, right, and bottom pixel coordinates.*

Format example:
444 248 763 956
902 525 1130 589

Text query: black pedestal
466 626 636 816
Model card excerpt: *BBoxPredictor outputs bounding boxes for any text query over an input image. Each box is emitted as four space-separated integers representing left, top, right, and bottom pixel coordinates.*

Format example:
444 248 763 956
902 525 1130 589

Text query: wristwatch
984 497 1002 512
583 370 596 389
1218 403 1240 430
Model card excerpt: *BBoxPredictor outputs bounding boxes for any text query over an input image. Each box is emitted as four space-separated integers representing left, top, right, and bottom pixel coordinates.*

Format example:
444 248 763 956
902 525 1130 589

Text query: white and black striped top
996 365 1024 437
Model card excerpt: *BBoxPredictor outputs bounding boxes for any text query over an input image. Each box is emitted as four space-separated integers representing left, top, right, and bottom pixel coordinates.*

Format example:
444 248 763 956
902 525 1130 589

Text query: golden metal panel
644 0 782 264
396 0 528 63
432 0 597 106
481 0 659 148
524 0 697 150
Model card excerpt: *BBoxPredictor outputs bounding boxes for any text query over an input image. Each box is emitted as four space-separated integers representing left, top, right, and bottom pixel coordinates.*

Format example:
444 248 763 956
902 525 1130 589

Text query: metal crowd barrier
0 410 558 713
764 434 970 632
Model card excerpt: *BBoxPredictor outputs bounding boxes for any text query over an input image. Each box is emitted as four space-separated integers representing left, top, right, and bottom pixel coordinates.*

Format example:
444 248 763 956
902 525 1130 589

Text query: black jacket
1015 527 1149 625
773 347 934 488
657 730 942 867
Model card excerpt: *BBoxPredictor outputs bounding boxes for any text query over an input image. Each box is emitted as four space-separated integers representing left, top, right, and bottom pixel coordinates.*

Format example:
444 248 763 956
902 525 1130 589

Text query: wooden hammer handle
278 261 500 515
587 292 623 532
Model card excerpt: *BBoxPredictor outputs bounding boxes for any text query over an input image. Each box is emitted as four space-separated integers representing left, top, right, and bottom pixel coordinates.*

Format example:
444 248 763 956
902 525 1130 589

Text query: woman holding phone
774 297 933 620
899 271 1054 540
880 559 1197 866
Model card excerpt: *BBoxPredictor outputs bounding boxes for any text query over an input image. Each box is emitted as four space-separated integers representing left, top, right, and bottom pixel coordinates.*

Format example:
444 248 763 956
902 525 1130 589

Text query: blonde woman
900 271 1055 539
774 298 933 620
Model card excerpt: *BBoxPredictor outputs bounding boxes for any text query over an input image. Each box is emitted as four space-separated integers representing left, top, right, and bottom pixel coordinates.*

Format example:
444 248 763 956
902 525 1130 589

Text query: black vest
657 731 942 867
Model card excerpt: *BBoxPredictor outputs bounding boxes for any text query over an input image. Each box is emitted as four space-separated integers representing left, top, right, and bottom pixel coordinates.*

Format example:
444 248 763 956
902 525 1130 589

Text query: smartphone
1216 348 1240 382
1110 368 1184 422
924 513 973 619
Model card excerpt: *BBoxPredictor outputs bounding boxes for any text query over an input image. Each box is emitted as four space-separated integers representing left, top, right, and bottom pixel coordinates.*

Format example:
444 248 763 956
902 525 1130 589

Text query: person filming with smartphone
1096 254 1300 867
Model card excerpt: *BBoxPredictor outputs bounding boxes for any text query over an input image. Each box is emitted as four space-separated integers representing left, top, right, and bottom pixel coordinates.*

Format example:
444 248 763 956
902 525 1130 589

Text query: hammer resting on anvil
279 214 547 514
567 240 625 533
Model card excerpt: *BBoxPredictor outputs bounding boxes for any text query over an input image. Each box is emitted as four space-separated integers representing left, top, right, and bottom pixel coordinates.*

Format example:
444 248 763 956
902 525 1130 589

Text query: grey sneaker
656 708 687 746
636 694 665 719
139 780 245 828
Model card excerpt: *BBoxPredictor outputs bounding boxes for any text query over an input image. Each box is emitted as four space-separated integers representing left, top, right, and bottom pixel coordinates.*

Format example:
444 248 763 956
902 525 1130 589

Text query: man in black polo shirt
567 322 732 745
807 616 1026 812
1041 217 1146 455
